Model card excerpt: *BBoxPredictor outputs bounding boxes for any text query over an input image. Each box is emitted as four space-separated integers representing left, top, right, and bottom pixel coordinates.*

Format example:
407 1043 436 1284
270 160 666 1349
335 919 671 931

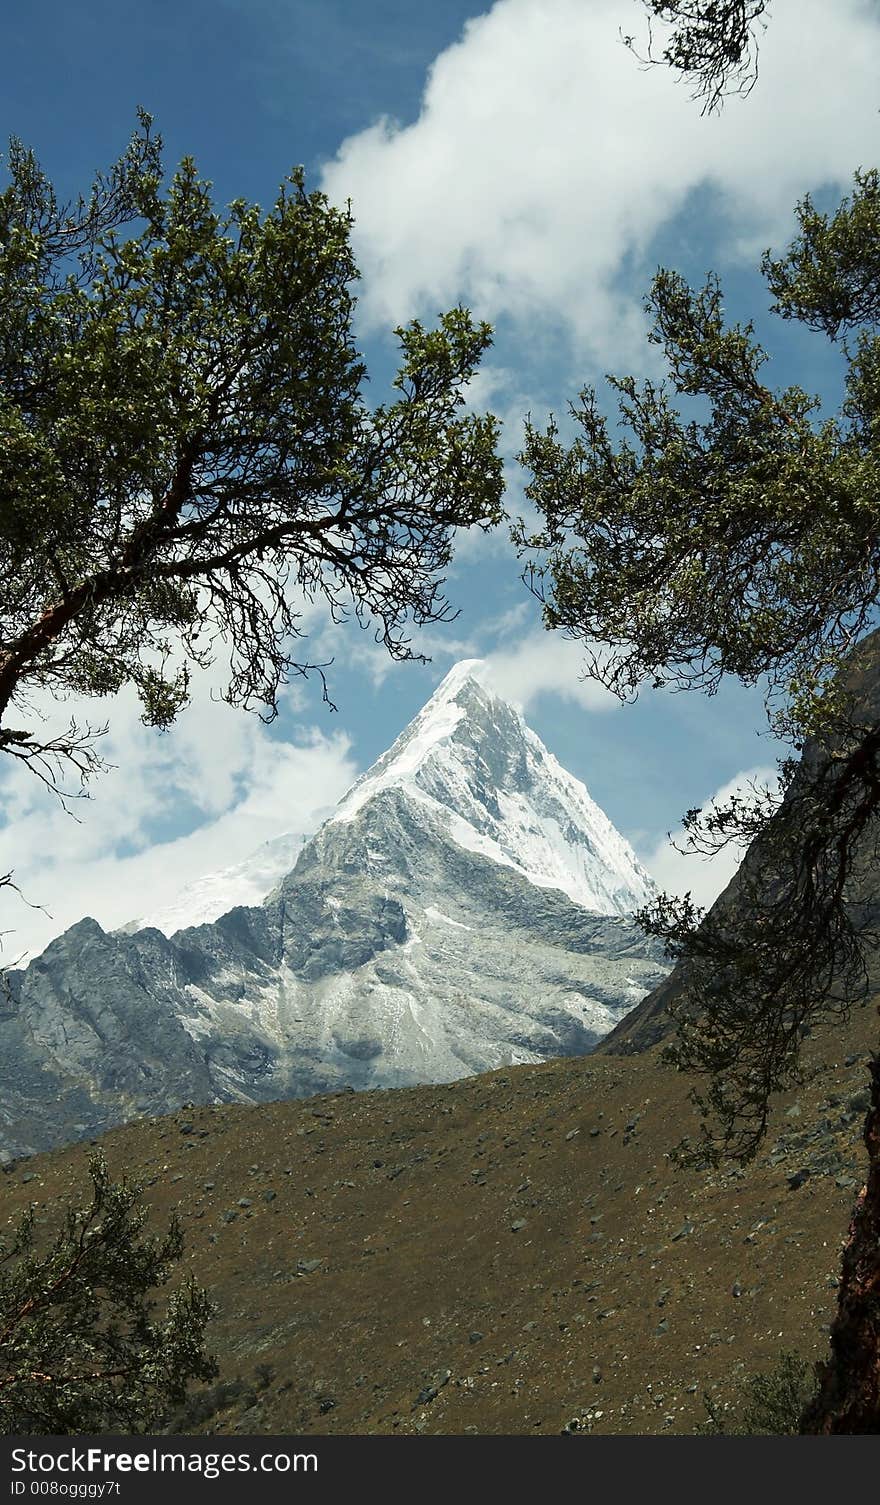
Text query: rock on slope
0 663 666 1156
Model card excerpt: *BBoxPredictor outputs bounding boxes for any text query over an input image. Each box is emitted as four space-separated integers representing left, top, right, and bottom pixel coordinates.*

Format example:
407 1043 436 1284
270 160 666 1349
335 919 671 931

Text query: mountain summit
129 661 654 937
328 661 654 916
0 663 666 1156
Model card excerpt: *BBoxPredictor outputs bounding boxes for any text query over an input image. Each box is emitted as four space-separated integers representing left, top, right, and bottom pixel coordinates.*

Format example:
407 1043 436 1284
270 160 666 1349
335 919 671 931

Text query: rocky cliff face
1 664 667 1156
600 630 880 1057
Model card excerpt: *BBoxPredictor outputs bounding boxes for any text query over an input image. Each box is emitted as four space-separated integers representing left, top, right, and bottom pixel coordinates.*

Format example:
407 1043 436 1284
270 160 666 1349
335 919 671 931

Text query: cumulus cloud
321 0 880 365
0 675 358 964
479 628 618 711
640 764 780 909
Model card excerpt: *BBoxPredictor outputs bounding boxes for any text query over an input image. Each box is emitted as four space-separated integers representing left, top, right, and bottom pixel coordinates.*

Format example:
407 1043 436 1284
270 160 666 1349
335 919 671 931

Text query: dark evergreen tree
0 1153 216 1433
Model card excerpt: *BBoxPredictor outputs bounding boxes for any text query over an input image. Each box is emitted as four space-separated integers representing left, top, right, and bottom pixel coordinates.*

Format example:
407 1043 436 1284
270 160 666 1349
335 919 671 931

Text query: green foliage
0 113 503 796
517 166 880 751
0 1152 216 1434
516 191 880 751
168 1365 275 1432
517 169 880 1161
697 1353 816 1434
763 170 880 340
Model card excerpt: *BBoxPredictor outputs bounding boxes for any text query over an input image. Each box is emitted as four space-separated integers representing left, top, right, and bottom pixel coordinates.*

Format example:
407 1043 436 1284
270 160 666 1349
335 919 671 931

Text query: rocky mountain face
1 664 667 1156
600 629 880 1057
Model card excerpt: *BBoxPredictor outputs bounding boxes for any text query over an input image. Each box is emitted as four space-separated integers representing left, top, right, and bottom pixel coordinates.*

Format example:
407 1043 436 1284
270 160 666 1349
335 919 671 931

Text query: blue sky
2 0 879 958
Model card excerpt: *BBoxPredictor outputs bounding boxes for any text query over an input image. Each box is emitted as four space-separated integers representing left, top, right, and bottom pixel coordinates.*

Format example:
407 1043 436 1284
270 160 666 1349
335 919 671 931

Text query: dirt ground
2 1001 876 1436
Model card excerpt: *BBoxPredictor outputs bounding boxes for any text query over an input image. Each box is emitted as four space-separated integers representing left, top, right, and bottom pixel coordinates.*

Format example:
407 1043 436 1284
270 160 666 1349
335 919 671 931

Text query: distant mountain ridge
0 664 667 1156
118 831 305 938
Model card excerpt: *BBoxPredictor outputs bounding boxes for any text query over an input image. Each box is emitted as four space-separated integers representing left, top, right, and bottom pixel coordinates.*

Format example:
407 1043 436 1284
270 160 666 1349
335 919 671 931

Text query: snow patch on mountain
123 831 303 937
424 905 472 931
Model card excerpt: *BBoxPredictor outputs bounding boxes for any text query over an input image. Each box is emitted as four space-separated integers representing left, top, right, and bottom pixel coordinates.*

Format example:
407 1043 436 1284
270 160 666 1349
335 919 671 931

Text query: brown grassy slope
0 1001 875 1437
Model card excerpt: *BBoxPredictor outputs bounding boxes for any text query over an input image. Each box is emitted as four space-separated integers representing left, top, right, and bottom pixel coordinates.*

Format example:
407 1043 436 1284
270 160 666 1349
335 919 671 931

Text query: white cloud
640 764 780 909
321 0 880 366
480 628 618 711
0 674 358 965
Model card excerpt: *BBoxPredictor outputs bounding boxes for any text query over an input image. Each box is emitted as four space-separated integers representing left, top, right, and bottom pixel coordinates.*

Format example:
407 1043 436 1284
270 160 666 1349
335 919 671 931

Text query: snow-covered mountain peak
124 659 655 940
11 660 669 1152
329 660 655 917
330 659 490 824
429 657 487 699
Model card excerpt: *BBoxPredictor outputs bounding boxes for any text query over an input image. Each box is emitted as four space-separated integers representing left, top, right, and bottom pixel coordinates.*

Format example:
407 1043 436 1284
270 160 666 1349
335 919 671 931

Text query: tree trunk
800 1049 880 1433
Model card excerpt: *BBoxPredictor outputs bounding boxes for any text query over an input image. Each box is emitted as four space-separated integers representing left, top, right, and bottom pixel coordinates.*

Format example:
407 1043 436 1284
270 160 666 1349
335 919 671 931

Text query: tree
0 1152 216 1432
515 169 880 1431
698 1352 815 1434
0 111 504 804
624 2 771 114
